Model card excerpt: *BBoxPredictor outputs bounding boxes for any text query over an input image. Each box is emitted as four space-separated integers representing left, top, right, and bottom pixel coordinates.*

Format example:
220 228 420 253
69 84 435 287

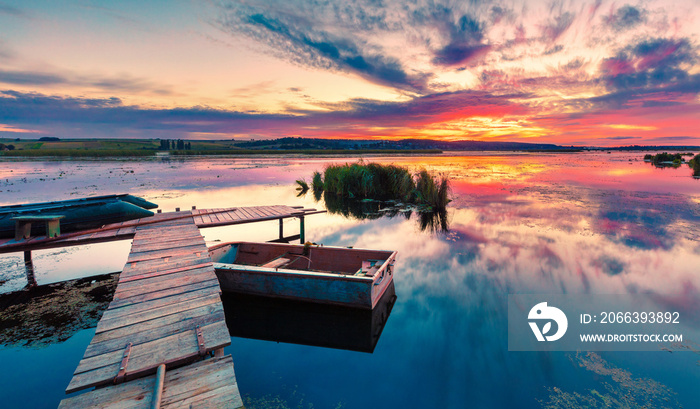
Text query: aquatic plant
243 386 345 409
540 352 680 409
311 171 323 192
418 209 449 233
311 161 450 211
646 152 684 166
689 154 700 177
296 161 451 232
414 169 451 210
295 179 309 193
311 171 324 201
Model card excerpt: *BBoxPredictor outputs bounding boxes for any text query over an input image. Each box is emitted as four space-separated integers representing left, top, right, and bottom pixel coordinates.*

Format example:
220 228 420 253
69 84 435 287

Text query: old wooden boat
209 241 397 309
0 194 157 238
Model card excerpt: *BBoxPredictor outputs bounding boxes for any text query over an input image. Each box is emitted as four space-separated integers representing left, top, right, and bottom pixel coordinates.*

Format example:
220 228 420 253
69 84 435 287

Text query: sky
0 0 699 146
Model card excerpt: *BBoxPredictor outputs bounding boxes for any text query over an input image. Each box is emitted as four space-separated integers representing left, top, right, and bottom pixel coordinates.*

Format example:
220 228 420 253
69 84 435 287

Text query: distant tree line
159 139 192 150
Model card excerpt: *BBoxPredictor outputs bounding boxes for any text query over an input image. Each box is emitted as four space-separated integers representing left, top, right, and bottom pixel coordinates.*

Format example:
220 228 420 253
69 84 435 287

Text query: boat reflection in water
221 281 396 353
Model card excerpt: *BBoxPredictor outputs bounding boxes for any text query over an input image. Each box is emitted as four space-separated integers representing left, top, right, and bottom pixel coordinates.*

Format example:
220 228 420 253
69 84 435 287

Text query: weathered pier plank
32 204 324 407
59 356 242 409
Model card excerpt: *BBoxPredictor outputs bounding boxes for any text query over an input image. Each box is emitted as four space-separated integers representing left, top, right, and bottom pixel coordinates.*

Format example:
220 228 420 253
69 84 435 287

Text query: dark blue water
1 153 699 408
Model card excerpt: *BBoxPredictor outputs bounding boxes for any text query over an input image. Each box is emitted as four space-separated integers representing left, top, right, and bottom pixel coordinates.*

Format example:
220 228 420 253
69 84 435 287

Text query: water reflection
222 281 396 353
2 153 700 408
314 191 450 233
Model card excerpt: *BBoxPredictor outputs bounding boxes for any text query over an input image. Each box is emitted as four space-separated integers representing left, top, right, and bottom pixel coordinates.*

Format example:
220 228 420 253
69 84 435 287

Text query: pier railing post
151 364 166 409
299 215 305 243
24 250 37 288
279 218 284 241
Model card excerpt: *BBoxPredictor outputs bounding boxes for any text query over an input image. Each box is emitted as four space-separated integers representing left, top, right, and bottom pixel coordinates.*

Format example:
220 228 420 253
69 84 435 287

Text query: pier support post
24 250 37 288
214 348 225 358
299 215 305 244
279 218 284 241
151 364 166 409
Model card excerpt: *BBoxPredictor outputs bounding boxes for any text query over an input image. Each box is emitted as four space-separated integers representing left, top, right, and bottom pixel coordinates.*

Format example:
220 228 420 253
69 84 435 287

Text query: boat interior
210 242 395 276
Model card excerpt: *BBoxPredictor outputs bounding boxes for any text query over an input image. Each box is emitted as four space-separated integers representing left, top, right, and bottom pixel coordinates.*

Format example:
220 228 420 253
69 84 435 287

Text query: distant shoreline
0 148 445 158
1 137 697 159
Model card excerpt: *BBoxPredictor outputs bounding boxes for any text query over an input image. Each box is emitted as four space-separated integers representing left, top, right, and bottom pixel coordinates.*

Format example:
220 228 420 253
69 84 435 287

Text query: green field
0 138 442 157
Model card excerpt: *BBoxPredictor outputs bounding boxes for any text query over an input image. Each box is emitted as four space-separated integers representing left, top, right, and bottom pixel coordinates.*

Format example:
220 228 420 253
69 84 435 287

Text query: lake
1 152 699 408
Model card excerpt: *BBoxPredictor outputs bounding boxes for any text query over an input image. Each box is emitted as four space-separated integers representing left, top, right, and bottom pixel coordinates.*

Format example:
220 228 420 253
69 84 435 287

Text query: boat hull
0 200 155 238
210 242 396 309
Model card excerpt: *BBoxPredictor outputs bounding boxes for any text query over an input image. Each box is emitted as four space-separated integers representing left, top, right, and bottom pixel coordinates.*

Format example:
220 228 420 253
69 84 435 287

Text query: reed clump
312 162 450 211
295 179 309 192
645 152 684 166
689 154 700 177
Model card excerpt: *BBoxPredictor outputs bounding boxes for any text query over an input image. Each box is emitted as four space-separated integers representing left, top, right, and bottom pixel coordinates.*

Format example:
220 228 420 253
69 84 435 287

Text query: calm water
1 152 699 408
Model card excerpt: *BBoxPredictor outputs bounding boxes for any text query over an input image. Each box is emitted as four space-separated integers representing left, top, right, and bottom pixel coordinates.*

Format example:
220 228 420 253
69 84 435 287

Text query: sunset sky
0 0 699 146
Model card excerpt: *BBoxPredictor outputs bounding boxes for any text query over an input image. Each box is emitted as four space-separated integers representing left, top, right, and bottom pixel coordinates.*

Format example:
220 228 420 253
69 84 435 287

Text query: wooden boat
0 194 157 238
209 241 397 309
221 281 396 353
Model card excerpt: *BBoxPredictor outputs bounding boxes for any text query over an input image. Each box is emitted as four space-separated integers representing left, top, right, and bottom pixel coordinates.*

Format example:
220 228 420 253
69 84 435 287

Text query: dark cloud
603 5 645 31
601 38 696 91
433 43 490 67
602 136 640 140
429 13 490 67
561 58 585 71
0 89 294 138
648 136 699 141
216 1 505 89
0 88 530 139
543 45 564 55
0 70 65 85
489 6 513 25
317 90 530 127
593 37 700 108
0 69 173 95
593 255 625 275
218 5 429 93
589 74 700 109
0 3 28 18
641 100 683 108
540 12 575 42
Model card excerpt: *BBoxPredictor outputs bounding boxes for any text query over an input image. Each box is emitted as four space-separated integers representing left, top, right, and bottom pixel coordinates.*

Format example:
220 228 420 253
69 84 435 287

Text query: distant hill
236 137 578 151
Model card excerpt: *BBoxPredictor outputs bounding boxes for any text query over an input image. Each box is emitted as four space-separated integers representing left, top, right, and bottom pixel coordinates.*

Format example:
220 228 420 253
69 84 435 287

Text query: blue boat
0 194 157 238
209 241 397 309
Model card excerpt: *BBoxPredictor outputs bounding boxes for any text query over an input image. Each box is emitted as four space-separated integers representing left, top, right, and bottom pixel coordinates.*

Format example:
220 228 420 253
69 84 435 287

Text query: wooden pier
0 205 322 254
0 205 322 408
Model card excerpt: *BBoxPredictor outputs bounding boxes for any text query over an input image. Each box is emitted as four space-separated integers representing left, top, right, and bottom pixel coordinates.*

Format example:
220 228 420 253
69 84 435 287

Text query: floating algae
0 273 118 348
541 352 681 409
